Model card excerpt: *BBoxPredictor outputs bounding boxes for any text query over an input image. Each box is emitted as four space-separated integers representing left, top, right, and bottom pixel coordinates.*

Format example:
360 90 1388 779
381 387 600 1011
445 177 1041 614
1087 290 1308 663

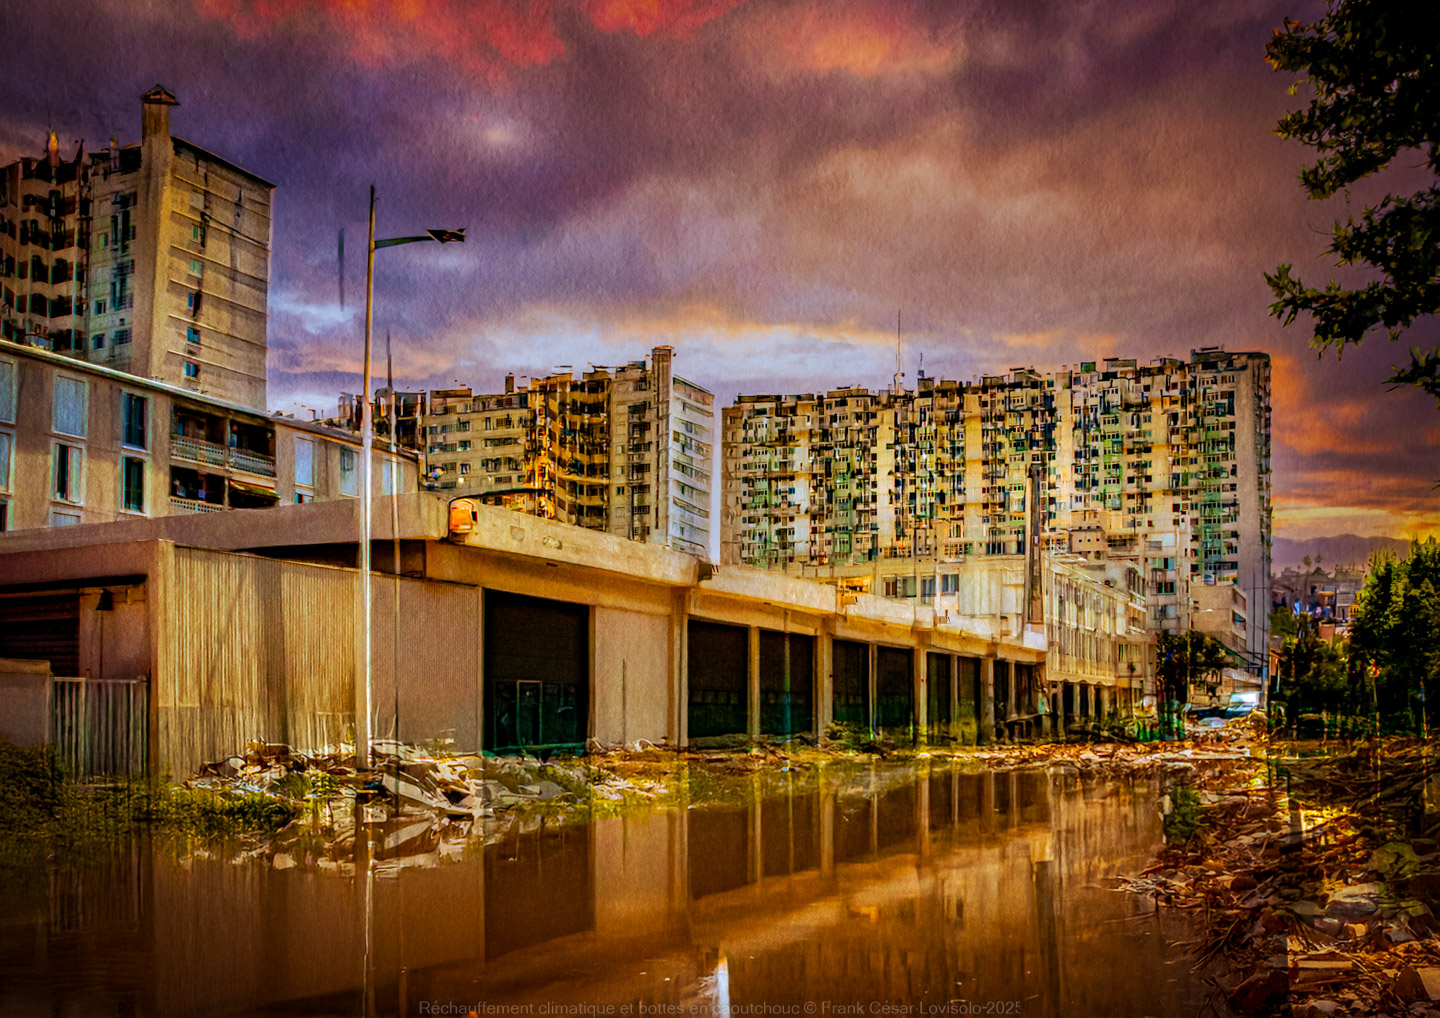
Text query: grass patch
1163 784 1203 845
0 738 298 859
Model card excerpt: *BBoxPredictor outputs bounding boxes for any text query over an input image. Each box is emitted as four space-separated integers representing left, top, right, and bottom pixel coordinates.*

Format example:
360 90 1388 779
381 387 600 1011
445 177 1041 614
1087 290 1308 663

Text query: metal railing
172 434 227 466
229 448 276 476
169 496 225 514
51 677 148 781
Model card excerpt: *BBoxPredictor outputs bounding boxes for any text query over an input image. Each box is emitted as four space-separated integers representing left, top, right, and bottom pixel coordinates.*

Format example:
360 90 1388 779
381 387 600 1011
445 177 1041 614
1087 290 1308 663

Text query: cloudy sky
5 0 1437 541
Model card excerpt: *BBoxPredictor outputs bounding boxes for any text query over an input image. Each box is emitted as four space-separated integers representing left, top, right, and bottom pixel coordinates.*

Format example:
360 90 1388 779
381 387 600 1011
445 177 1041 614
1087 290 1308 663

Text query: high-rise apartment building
421 346 715 556
722 348 1272 667
0 86 273 409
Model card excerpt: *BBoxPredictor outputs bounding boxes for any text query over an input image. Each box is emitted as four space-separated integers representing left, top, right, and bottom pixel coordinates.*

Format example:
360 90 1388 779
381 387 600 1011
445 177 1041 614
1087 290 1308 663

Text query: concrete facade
0 86 274 409
0 339 418 532
420 346 714 555
721 347 1272 672
0 493 1054 777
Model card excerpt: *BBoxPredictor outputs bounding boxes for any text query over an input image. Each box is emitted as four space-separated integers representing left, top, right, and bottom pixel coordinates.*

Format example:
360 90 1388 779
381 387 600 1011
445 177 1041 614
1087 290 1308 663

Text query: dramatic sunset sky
4 0 1436 541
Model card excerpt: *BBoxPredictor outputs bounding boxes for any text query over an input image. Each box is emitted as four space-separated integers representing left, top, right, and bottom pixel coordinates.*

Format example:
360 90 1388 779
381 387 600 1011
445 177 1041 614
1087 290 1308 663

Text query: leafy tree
1276 613 1351 717
1156 631 1234 706
1349 540 1440 730
1265 0 1440 403
1270 607 1299 639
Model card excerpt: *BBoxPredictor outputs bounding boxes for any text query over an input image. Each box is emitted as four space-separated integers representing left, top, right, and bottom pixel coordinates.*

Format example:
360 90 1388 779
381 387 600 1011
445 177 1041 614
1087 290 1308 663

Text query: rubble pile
1116 740 1440 1017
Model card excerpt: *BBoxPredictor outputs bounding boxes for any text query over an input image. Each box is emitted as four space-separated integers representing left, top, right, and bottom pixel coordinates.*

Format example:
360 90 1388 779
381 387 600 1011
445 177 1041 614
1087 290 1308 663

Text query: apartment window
50 510 82 527
339 448 358 496
458 440 471 451
0 500 8 531
186 326 200 345
114 328 131 345
121 392 148 449
294 437 315 488
53 375 87 437
188 259 204 277
459 462 471 474
920 577 936 604
191 224 206 245
93 333 106 350
53 442 83 502
95 299 107 315
0 431 11 490
940 573 958 595
121 456 146 513
0 358 13 422
295 492 313 504
183 362 199 380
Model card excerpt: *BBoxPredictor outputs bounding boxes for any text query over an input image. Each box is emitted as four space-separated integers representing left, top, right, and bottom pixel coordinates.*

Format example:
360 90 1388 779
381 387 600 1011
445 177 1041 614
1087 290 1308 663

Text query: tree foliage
1156 631 1234 705
1265 0 1440 403
1349 539 1440 728
1275 613 1350 717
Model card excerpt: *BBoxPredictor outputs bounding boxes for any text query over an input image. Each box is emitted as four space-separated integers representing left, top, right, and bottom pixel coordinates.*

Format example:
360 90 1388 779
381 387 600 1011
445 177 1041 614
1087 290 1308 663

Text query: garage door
926 653 952 741
759 630 813 736
875 646 913 734
832 639 869 728
687 621 748 739
484 592 588 754
0 594 80 676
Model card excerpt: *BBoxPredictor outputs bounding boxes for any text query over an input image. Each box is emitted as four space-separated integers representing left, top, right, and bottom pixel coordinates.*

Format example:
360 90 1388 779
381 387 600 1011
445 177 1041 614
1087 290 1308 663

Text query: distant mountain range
1273 534 1414 571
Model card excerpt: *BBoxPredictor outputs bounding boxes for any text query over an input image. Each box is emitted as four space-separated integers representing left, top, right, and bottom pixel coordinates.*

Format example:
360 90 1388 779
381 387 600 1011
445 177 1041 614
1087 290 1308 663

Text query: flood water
0 763 1230 1017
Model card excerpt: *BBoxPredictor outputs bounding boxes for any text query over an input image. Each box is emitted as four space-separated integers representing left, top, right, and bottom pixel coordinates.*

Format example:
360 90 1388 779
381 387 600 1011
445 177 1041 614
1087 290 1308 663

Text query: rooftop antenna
892 310 904 394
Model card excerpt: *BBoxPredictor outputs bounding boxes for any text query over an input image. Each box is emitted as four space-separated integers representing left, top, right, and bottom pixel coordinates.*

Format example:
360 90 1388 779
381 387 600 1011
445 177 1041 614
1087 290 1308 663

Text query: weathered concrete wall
0 657 51 747
593 607 672 746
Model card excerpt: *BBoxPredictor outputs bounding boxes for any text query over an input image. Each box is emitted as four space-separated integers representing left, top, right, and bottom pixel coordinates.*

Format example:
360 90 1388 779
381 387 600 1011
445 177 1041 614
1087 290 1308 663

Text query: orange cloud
198 0 566 77
196 0 746 78
764 5 960 77
582 0 747 38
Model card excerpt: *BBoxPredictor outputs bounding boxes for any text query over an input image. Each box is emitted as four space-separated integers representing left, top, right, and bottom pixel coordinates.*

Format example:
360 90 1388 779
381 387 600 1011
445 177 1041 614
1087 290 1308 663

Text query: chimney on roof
141 84 178 144
504 373 515 394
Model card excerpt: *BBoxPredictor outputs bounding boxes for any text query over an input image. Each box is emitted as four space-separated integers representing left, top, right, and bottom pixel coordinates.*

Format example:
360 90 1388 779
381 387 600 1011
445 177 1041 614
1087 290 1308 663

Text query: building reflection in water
0 763 1219 1017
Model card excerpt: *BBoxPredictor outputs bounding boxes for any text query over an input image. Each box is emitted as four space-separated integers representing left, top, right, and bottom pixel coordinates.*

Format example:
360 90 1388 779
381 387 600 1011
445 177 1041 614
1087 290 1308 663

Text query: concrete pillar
950 654 960 732
979 657 996 744
868 642 879 734
914 646 928 734
1005 660 1017 721
1054 679 1066 741
1100 685 1113 720
672 590 688 747
747 625 761 739
816 622 835 735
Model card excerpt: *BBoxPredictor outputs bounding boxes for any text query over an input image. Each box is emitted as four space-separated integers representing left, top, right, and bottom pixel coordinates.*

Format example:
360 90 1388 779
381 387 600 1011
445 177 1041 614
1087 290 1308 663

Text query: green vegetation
0 738 298 859
1349 539 1440 731
1265 0 1440 405
1275 612 1351 718
1162 784 1203 845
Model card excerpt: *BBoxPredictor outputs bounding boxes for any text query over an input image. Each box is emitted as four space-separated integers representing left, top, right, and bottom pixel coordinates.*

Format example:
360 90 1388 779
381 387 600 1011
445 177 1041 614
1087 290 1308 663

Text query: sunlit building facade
722 348 1272 666
0 86 274 410
422 346 714 555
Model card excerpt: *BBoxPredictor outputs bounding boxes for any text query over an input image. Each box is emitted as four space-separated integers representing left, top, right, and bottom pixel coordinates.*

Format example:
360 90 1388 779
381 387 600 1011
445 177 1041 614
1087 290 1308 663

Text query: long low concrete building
0 492 1129 777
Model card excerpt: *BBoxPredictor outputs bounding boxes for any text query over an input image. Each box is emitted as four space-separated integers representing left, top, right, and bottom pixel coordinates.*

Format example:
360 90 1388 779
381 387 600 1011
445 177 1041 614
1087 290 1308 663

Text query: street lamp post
354 186 464 769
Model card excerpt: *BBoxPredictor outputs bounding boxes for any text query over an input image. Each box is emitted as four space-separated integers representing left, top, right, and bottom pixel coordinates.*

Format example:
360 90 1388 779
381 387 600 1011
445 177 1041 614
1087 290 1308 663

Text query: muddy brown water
0 763 1231 1017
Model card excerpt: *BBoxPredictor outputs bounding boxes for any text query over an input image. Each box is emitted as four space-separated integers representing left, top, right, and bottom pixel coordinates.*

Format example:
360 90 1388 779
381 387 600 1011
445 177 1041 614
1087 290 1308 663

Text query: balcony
172 434 227 467
230 448 276 477
169 496 225 514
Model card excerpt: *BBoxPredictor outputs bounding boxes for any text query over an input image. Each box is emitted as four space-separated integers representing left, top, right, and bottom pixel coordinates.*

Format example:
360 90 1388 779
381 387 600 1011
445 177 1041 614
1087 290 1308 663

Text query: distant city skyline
3 0 1435 542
